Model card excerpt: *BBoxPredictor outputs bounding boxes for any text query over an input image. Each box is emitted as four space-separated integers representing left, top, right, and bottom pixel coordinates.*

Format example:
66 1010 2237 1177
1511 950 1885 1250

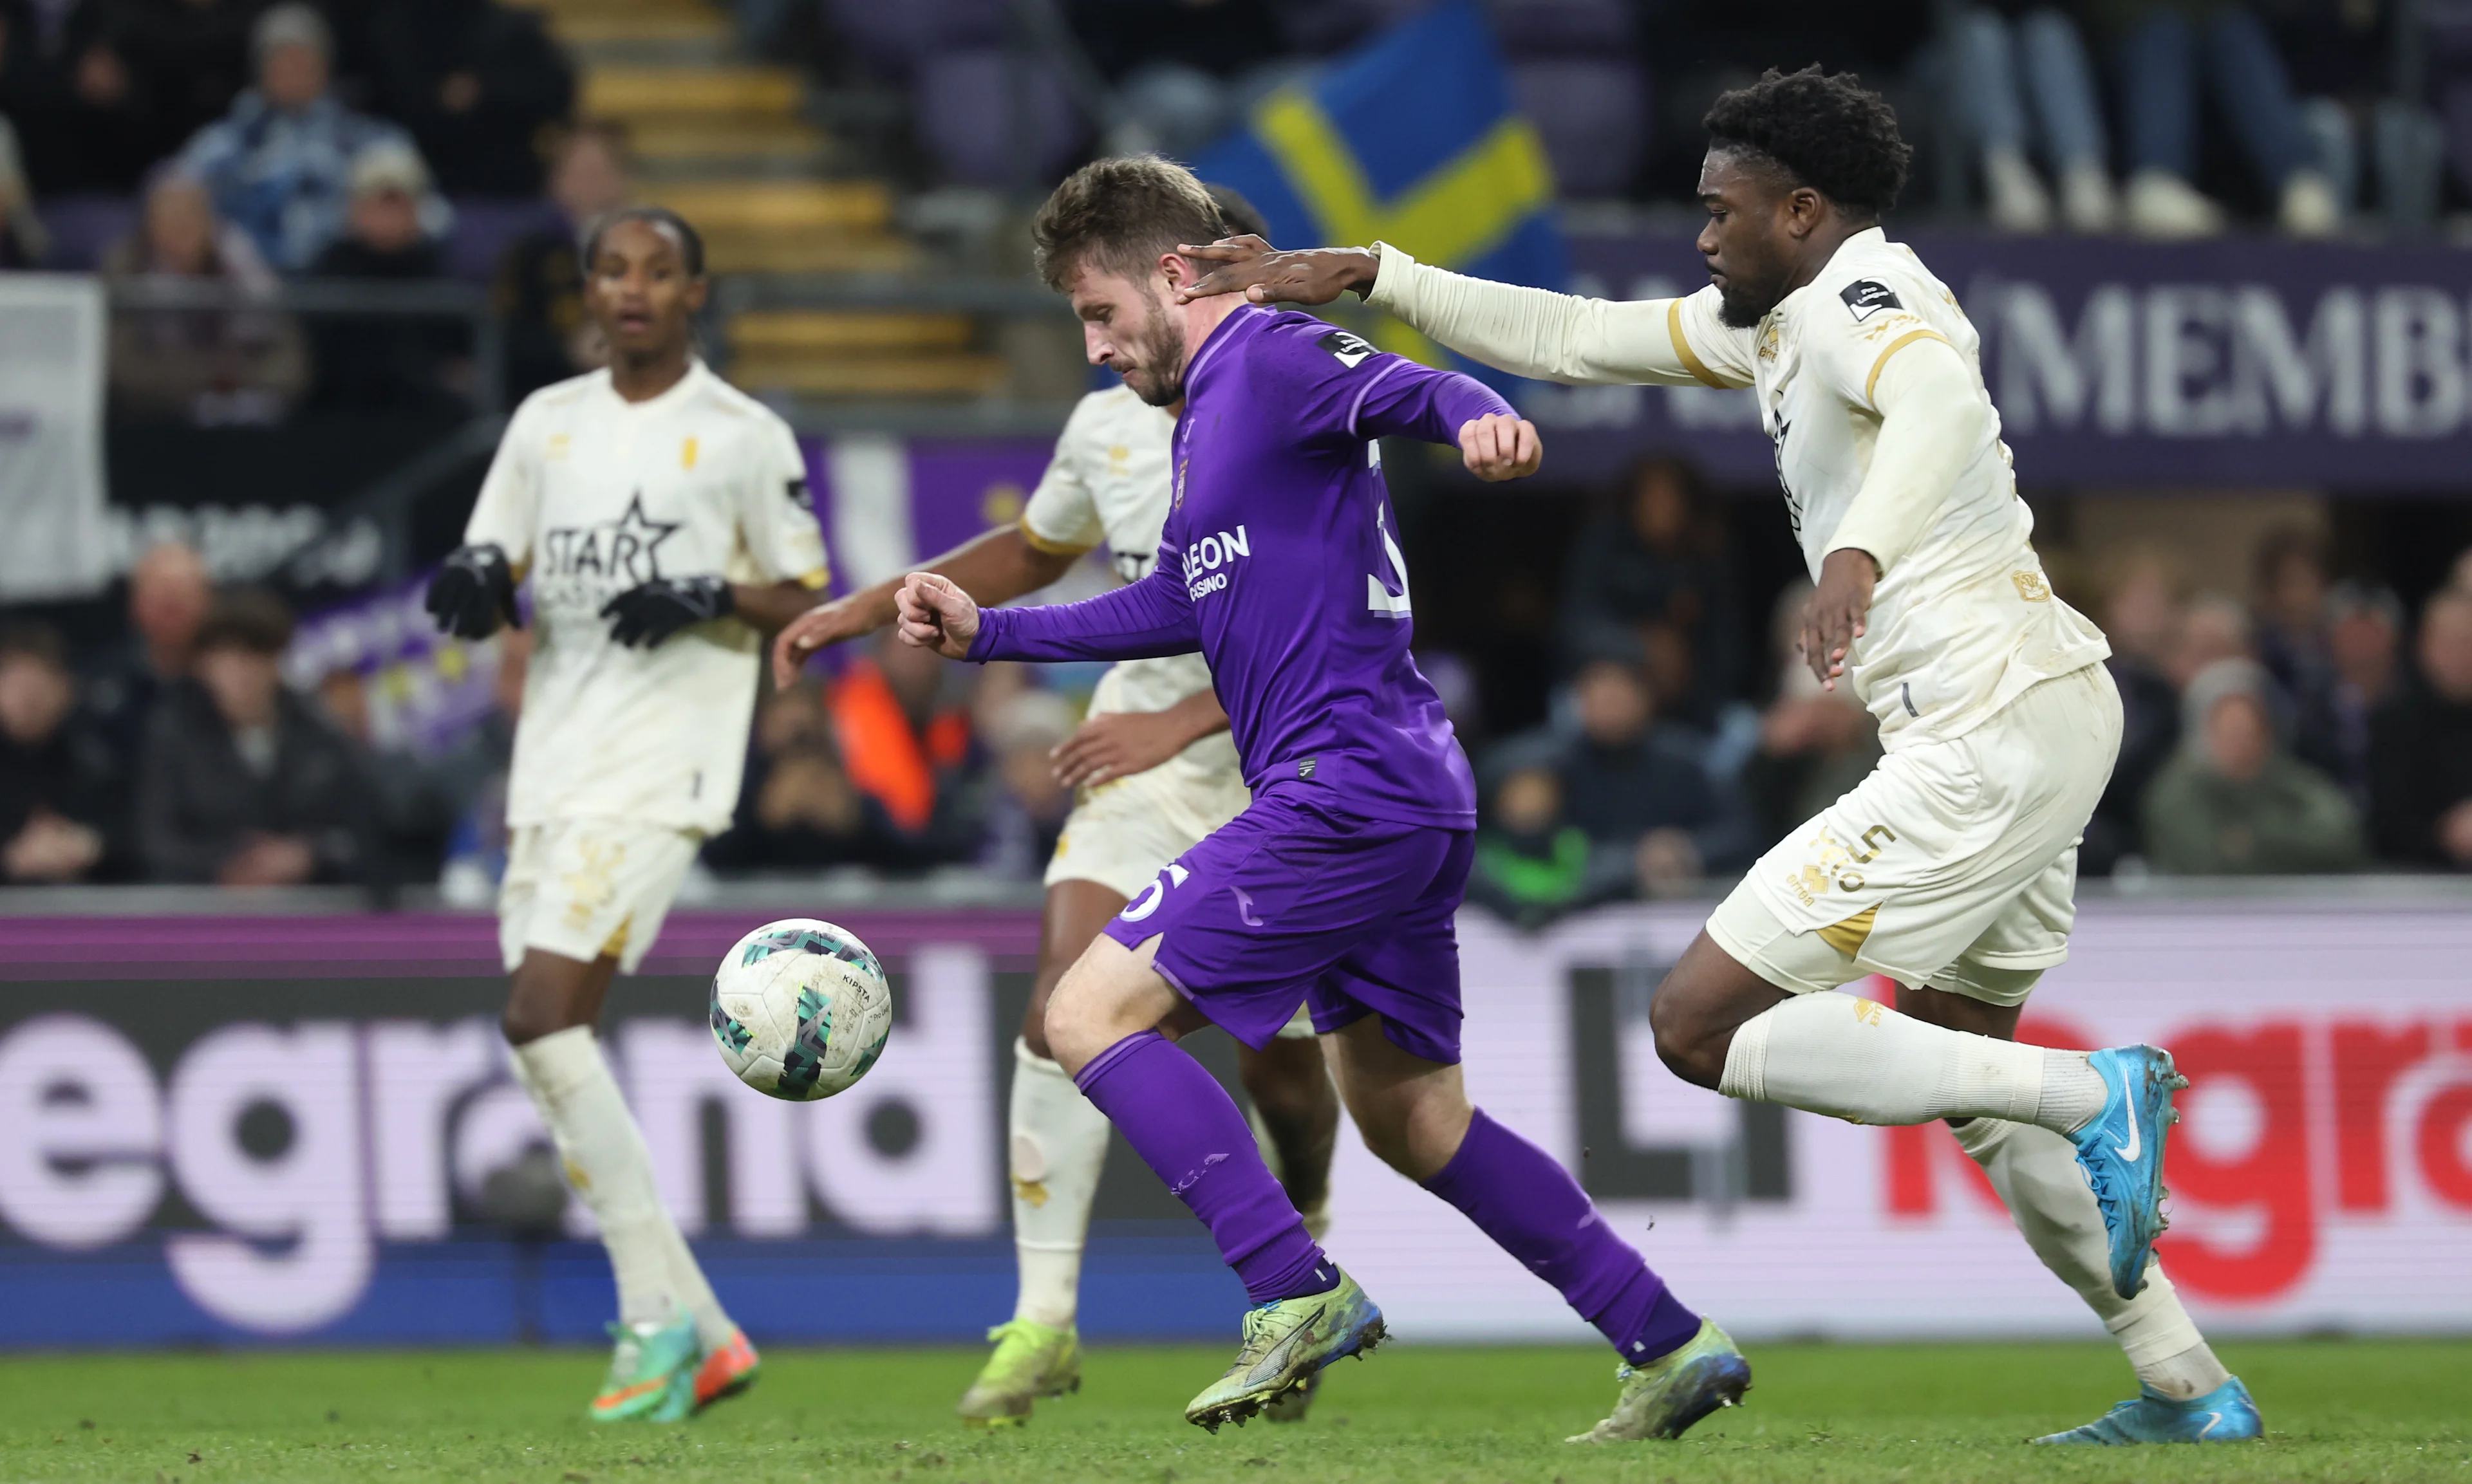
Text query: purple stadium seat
444 199 560 285
915 50 1087 189
1510 58 1645 199
825 0 1008 79
1488 0 1632 57
37 194 140 272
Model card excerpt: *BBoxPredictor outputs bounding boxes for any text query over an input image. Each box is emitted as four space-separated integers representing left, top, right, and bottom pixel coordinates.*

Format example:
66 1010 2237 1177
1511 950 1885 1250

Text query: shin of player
427 206 829 1424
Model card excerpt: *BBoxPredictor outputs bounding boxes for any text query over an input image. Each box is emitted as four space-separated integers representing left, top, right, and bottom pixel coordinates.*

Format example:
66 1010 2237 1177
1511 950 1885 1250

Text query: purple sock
1423 1108 1703 1364
1074 1030 1329 1305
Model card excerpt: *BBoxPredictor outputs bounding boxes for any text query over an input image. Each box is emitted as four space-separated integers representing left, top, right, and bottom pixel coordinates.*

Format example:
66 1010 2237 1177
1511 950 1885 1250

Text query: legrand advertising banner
0 900 2466 1346
1529 234 2472 491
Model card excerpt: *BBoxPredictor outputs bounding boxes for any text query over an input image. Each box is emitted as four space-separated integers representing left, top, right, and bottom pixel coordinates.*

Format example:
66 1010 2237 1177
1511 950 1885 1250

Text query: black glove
425 544 520 640
601 576 734 648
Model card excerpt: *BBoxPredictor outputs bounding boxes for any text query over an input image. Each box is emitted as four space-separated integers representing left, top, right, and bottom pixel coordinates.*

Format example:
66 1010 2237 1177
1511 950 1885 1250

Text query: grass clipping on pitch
0 1340 2463 1483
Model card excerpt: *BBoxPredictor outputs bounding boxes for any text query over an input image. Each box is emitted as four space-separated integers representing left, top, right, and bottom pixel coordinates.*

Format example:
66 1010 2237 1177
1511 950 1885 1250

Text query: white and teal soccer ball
708 918 892 1100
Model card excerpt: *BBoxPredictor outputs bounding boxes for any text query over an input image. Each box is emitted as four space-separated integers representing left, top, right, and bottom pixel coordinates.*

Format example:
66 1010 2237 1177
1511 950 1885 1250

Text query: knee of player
1647 985 1727 1090
500 998 561 1046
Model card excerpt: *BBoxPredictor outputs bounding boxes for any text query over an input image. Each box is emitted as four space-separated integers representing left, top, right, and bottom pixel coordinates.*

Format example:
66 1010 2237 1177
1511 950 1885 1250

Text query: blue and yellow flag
1194 0 1566 386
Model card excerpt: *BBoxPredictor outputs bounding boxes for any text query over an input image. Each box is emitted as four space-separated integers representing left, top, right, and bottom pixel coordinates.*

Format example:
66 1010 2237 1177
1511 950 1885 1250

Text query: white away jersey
1018 385 1245 814
1665 228 2108 747
467 361 828 833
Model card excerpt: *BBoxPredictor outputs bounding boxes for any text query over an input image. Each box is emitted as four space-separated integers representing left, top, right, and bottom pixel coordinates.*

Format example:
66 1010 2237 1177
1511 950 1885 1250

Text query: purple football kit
966 305 1702 1362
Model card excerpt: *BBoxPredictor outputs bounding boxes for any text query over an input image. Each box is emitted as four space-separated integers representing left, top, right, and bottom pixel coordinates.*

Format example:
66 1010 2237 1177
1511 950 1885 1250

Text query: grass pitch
0 1340 2463 1483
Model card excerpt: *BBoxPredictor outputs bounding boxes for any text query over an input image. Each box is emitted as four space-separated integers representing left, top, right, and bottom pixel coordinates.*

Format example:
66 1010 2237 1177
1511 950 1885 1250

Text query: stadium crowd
9 492 2472 906
5 0 2472 909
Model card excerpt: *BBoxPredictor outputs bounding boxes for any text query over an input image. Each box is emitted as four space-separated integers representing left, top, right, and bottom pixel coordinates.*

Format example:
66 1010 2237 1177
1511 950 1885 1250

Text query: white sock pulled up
1008 1037 1113 1330
1718 989 2106 1135
1953 1117 2231 1400
511 1026 734 1345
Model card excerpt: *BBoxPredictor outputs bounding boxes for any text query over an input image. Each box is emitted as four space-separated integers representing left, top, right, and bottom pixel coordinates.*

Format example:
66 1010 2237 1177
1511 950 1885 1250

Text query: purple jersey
967 306 1511 828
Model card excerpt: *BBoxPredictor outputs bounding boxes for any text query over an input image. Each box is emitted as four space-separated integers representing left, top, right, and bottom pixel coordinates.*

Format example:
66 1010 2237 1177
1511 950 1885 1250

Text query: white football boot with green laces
1184 1268 1384 1433
1567 1319 1752 1443
957 1319 1082 1427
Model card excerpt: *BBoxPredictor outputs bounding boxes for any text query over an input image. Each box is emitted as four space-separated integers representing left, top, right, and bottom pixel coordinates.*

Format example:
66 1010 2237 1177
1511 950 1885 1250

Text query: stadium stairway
507 0 1015 403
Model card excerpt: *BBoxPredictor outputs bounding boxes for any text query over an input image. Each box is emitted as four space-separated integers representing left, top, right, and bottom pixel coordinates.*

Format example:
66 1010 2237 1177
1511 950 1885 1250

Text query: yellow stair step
646 180 890 232
624 116 829 160
729 311 975 355
584 66 803 118
727 353 1012 398
547 14 731 45
695 234 915 275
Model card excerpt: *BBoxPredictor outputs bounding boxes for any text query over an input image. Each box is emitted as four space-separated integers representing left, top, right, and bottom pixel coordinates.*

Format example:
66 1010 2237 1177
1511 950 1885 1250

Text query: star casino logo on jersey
538 494 680 592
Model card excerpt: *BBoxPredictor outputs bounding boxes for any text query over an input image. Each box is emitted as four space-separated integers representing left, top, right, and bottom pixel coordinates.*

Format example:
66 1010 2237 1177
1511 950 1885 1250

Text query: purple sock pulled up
1423 1108 1702 1364
1074 1030 1329 1305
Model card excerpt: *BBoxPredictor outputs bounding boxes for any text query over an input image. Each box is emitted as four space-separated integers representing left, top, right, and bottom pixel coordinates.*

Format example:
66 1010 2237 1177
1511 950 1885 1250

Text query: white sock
1719 990 2100 1134
1953 1118 2231 1400
511 1026 734 1346
1008 1037 1112 1330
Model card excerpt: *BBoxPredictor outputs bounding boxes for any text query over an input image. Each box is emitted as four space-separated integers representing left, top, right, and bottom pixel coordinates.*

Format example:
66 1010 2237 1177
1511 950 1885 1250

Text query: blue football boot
2073 1045 2187 1299
2034 1377 2263 1444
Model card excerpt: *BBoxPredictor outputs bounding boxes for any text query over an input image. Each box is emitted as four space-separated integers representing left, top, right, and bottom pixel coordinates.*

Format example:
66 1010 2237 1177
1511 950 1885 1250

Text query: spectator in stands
366 0 574 198
1550 654 1752 898
83 0 263 173
2142 656 2364 875
2269 0 2442 230
495 120 630 400
824 631 975 852
102 171 307 424
1953 5 2118 232
2166 589 2255 689
2103 0 2341 237
0 0 149 194
304 142 466 412
135 587 377 886
973 685 1076 878
1468 762 1602 929
1557 456 1741 725
0 113 44 266
2081 546 2182 871
174 4 439 272
1071 0 1292 158
83 539 212 775
2368 588 2472 869
2249 523 2365 796
0 624 120 883
703 680 913 873
1737 579 1882 841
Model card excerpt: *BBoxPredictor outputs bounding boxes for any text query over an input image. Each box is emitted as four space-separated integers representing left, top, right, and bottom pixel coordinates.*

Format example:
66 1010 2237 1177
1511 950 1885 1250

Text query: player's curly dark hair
1701 66 1911 219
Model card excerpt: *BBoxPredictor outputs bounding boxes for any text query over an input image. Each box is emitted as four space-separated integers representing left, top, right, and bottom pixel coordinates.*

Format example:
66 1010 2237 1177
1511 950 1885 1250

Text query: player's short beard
1119 294 1189 407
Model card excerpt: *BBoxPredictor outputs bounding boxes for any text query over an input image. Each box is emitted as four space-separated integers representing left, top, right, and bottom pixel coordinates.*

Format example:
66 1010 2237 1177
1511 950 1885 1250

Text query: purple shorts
1100 784 1474 1066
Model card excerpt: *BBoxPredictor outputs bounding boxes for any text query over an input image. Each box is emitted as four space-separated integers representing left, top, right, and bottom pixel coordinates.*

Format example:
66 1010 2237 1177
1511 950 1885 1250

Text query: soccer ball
707 918 893 1100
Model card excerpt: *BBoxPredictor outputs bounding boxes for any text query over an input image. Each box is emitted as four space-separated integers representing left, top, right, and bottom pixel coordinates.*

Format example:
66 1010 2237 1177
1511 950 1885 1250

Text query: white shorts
1707 663 2121 1008
1044 766 1247 901
498 819 702 974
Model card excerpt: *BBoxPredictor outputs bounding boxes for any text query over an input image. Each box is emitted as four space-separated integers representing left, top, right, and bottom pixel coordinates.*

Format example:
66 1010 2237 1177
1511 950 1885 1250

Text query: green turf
0 1340 2464 1483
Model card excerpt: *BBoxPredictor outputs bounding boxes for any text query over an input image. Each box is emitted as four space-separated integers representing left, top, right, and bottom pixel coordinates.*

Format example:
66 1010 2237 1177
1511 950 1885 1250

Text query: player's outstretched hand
1801 547 1878 691
1174 237 1379 306
601 576 733 648
425 543 520 639
1459 413 1542 481
895 571 980 659
771 598 870 688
